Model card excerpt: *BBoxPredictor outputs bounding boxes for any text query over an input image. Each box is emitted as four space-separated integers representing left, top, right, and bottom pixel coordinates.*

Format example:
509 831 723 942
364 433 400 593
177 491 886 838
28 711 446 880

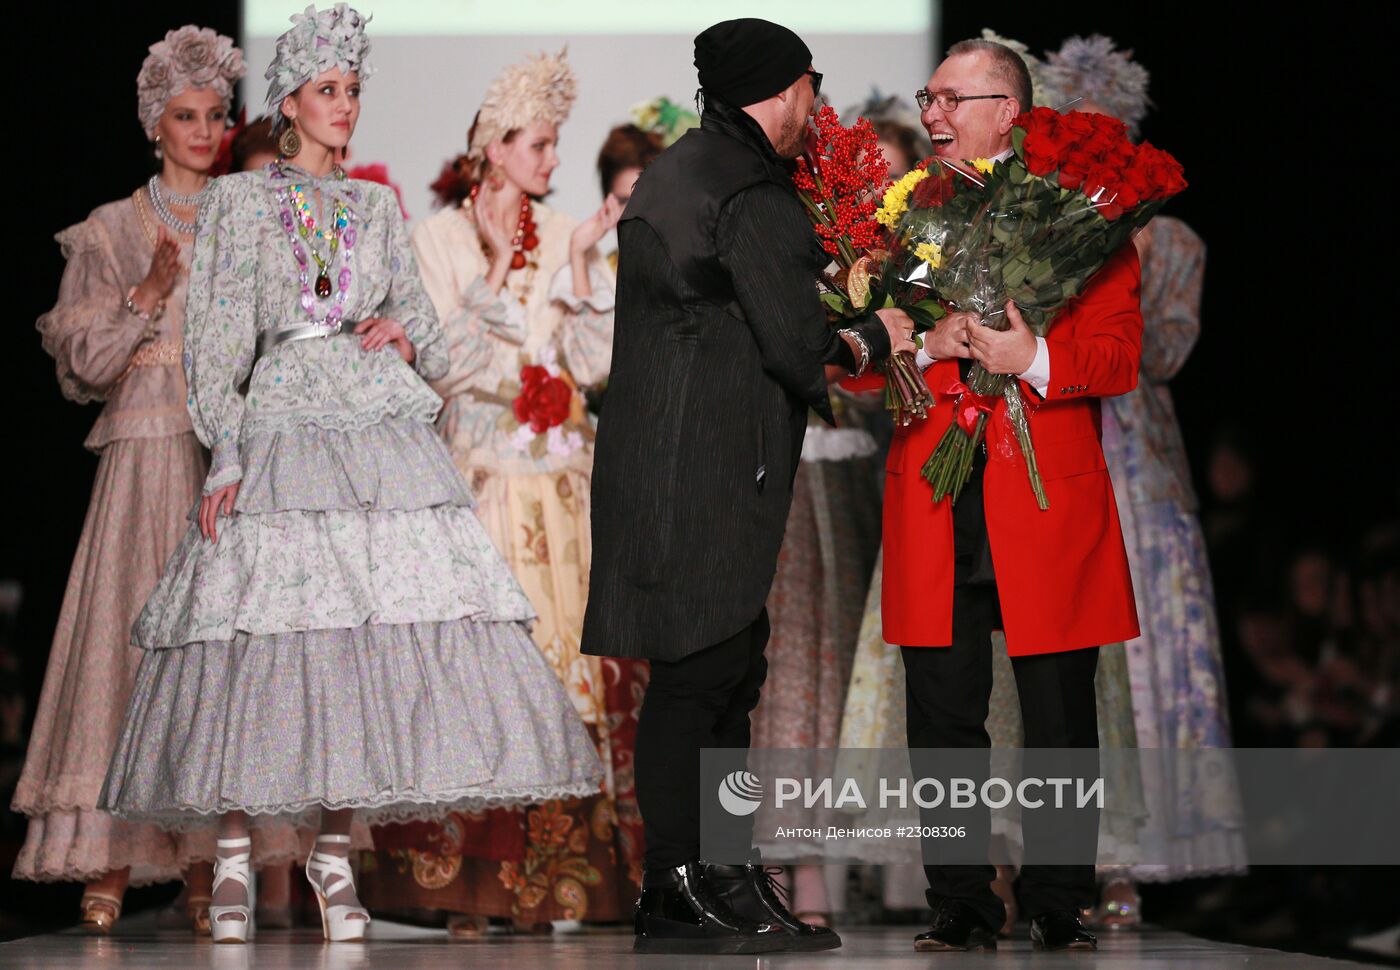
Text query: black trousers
900 451 1100 930
635 610 771 869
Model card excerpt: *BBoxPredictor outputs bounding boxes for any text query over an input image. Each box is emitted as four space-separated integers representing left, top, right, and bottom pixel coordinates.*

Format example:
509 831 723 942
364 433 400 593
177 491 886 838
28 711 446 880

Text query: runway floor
0 914 1380 970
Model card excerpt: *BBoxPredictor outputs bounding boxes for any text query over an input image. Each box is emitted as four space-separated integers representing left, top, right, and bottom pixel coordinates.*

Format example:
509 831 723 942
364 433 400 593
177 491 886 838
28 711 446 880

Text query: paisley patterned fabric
99 163 601 826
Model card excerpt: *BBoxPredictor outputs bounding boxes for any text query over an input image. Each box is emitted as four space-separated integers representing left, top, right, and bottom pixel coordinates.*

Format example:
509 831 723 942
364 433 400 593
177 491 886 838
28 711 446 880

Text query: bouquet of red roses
791 105 943 426
886 107 1187 508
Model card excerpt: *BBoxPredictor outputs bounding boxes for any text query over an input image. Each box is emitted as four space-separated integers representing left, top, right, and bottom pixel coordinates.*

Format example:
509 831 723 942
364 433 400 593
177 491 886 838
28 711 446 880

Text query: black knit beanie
694 18 812 107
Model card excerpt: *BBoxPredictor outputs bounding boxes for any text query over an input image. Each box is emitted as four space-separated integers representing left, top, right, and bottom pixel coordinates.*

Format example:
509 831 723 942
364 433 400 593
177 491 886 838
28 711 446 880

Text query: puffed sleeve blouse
183 163 445 494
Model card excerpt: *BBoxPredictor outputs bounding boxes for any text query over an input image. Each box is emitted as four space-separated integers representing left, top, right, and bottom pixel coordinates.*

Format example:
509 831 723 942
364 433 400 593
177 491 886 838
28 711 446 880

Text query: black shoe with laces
1030 909 1098 951
633 862 790 954
703 863 841 951
914 898 999 952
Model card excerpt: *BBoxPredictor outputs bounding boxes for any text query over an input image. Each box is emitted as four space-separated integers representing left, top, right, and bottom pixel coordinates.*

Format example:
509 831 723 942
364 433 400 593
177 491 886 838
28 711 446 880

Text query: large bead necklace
146 175 203 236
287 179 349 299
467 184 539 270
274 167 357 327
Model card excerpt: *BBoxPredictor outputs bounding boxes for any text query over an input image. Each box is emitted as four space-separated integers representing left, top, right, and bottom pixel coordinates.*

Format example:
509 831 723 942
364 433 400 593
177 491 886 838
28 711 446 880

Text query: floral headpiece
264 3 375 129
978 28 1049 108
468 49 576 160
137 26 245 140
1040 34 1151 137
628 96 699 148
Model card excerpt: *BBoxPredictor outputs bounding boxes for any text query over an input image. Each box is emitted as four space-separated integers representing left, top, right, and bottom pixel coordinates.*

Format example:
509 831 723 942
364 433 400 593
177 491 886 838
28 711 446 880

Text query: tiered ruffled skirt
100 415 602 826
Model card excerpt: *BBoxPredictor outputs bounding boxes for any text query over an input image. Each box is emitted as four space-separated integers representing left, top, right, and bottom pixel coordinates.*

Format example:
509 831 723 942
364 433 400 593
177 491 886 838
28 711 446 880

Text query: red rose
1084 131 1120 161
1014 106 1059 132
1048 121 1081 154
1134 142 1188 200
1060 111 1096 141
911 167 959 207
1122 165 1152 203
1090 113 1130 142
1021 131 1060 176
1058 156 1089 190
1082 166 1121 205
1112 177 1141 208
513 370 573 434
520 364 549 392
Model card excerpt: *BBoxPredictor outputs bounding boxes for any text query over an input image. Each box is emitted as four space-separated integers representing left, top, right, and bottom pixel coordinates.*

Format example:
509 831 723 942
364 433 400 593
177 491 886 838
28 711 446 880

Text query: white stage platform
0 914 1379 969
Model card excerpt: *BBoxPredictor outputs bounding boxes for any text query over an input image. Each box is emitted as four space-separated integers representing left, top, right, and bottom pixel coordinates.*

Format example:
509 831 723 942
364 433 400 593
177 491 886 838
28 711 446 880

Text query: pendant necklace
288 177 348 298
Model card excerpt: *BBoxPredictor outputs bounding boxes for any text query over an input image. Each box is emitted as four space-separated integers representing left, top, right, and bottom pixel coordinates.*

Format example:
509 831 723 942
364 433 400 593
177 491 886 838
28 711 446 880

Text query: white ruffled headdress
468 49 577 160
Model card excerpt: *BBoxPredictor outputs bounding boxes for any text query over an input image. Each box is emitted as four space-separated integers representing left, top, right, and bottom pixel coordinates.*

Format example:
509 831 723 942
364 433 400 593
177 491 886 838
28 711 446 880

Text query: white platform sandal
306 834 370 942
209 837 254 944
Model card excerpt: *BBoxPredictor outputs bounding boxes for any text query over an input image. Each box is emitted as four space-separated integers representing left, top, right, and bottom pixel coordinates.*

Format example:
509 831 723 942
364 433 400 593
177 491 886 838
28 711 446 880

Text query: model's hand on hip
354 317 415 364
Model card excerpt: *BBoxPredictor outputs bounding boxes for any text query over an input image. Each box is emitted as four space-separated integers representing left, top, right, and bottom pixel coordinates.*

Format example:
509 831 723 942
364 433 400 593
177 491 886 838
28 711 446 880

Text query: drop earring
278 125 302 157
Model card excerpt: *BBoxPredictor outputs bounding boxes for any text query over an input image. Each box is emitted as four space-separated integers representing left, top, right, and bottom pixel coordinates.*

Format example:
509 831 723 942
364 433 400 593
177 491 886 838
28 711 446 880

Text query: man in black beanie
581 16 915 956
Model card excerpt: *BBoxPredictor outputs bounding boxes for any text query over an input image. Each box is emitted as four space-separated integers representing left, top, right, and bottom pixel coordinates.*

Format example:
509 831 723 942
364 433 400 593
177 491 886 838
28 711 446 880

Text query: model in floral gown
361 50 647 934
9 26 309 936
98 6 600 944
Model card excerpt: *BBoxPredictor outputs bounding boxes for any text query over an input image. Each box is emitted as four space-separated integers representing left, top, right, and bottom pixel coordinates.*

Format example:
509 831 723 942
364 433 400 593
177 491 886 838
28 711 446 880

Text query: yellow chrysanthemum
875 168 930 229
913 241 942 269
971 157 996 175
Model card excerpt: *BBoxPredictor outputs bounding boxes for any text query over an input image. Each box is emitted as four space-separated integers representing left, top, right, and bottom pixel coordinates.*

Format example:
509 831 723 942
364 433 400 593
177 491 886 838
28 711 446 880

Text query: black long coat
580 99 867 662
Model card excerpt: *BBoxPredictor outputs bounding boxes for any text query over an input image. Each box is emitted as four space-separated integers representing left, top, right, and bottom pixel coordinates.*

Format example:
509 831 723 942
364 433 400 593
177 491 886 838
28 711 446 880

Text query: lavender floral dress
1100 216 1246 880
99 162 601 826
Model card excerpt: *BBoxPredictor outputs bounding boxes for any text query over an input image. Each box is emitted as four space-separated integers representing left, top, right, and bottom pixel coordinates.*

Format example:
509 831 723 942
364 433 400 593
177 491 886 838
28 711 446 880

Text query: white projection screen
242 1 938 224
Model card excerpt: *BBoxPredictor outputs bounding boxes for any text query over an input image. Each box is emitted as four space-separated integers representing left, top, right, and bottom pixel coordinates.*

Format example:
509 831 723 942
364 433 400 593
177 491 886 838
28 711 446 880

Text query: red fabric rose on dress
513 365 573 433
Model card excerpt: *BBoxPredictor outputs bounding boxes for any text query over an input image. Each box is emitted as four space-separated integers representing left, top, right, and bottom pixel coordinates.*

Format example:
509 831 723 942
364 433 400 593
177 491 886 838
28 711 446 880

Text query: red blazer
858 245 1144 656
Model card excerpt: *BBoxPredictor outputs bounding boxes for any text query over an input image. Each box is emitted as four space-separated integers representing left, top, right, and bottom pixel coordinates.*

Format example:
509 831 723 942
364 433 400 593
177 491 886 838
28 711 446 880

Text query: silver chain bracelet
838 327 871 378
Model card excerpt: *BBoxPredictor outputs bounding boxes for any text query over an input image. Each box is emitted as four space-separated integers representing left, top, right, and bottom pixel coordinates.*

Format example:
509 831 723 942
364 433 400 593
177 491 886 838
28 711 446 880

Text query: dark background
2 0 1394 955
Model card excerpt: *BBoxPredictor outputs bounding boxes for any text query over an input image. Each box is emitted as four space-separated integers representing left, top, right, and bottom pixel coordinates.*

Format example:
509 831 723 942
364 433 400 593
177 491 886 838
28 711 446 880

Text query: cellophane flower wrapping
889 108 1187 508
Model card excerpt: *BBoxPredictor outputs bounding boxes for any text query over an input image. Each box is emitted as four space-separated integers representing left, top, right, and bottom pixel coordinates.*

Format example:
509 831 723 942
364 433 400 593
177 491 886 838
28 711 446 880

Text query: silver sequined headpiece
137 25 245 140
264 3 375 129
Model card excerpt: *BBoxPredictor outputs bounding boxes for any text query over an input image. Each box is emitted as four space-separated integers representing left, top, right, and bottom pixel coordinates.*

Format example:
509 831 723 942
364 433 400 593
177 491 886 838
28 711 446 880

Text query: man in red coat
882 39 1142 953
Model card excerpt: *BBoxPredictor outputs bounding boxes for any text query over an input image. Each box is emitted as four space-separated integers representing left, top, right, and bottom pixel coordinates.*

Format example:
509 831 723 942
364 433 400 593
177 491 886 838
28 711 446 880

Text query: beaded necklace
465 185 540 305
273 162 357 327
146 175 202 236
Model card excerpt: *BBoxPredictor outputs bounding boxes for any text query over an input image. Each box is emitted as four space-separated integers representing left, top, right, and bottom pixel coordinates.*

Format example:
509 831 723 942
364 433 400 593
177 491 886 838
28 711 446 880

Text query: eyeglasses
805 70 823 99
915 89 1008 112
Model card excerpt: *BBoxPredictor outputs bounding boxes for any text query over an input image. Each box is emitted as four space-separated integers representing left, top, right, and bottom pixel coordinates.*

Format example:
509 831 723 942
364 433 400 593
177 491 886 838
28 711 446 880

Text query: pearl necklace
146 176 202 235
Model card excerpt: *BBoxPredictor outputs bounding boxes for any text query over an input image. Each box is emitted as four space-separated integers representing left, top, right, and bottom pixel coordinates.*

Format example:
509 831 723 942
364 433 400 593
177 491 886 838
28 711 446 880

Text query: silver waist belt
256 321 358 359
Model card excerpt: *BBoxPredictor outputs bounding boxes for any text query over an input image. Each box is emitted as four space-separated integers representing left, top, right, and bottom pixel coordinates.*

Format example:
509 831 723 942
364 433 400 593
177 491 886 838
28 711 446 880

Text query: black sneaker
1030 909 1098 951
914 899 999 952
633 862 790 954
704 863 841 951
